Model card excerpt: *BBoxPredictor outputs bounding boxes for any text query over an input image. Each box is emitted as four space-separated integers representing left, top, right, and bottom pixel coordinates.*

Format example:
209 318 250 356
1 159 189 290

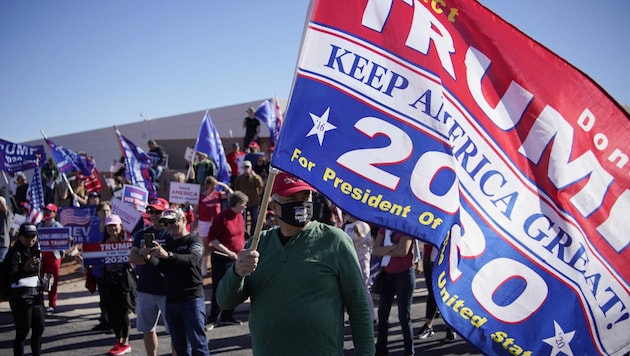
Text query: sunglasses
161 219 178 227
147 209 163 215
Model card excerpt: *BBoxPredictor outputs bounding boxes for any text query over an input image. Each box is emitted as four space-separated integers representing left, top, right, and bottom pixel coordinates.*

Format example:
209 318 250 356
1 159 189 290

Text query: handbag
85 267 97 294
371 269 386 294
41 273 54 292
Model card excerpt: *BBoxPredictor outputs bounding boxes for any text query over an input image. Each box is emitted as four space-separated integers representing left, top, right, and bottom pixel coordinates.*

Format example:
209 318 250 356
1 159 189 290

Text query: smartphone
33 249 41 261
143 233 155 248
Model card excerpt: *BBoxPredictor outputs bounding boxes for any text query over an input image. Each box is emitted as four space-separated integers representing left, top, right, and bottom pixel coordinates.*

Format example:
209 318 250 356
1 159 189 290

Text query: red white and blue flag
24 161 45 224
271 1 630 355
44 138 95 176
194 111 230 184
114 129 157 200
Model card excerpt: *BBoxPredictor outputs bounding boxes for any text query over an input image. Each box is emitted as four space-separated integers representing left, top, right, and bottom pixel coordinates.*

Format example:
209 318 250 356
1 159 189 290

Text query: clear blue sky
1 0 628 143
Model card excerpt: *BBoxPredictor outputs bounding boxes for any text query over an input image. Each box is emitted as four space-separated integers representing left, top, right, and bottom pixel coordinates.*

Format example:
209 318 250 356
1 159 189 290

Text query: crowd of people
1 130 460 356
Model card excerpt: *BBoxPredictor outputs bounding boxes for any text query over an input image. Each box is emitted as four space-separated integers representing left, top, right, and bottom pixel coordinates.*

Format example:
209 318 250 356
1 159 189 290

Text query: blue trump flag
114 128 157 200
45 138 94 176
0 139 46 173
194 111 230 184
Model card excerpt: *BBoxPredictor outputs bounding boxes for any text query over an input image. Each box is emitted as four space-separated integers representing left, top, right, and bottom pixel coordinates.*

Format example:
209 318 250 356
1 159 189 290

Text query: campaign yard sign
169 181 200 205
82 241 132 266
271 1 629 355
122 184 148 211
37 227 71 251
110 197 142 234
58 205 97 244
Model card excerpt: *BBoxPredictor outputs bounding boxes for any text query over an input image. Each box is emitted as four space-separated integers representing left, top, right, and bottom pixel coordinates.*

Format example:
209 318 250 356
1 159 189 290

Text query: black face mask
274 200 313 227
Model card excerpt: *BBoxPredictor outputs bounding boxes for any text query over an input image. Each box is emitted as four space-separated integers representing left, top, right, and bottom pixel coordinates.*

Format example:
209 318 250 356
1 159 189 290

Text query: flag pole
249 167 278 251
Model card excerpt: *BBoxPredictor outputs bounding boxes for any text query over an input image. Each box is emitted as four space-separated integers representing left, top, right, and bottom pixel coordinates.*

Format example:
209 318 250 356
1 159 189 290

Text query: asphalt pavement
0 260 483 355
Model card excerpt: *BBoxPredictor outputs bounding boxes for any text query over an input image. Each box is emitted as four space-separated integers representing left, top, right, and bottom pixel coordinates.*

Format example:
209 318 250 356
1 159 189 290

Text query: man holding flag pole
216 169 375 355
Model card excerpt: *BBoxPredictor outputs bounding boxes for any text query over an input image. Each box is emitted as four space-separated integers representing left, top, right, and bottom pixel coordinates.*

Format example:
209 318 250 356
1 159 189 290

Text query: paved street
1 260 482 355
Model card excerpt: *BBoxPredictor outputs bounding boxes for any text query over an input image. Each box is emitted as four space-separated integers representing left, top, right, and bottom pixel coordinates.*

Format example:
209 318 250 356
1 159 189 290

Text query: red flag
83 166 103 194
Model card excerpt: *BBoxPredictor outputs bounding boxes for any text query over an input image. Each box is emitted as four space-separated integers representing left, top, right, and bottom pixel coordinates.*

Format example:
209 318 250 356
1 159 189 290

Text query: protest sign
169 181 200 205
82 241 132 266
110 197 142 233
37 227 71 251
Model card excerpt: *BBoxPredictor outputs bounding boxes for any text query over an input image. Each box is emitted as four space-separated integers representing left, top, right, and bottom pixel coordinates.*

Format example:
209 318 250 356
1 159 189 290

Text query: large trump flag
271 1 630 355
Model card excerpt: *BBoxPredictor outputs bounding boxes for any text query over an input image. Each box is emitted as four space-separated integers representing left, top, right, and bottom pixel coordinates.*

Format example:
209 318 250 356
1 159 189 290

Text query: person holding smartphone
128 198 173 356
6 223 45 356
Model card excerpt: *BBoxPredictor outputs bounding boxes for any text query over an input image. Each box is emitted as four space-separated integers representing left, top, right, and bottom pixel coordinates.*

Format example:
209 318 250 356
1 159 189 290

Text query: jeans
244 205 259 236
209 253 235 322
165 297 209 356
376 267 416 355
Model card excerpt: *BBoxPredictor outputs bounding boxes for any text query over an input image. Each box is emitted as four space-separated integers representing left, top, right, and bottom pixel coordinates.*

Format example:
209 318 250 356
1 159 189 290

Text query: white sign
184 147 196 162
169 181 200 205
110 197 142 233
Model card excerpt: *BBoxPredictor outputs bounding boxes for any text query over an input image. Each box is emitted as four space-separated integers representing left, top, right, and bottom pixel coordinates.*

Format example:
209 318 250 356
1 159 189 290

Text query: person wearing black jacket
6 223 45 356
142 208 209 356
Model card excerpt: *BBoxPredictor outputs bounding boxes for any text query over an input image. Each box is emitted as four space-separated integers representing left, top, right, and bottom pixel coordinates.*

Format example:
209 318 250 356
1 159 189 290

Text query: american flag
58 206 93 226
24 166 44 223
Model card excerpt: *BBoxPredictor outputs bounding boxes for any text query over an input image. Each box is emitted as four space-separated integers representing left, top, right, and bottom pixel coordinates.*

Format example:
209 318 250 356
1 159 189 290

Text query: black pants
10 293 45 356
209 253 235 322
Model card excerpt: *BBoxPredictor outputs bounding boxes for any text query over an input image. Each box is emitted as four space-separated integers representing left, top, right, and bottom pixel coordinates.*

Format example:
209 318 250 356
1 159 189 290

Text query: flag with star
271 1 630 355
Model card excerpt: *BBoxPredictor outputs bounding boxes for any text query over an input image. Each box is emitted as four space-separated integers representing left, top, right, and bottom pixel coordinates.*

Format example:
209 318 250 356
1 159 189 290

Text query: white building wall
22 99 285 172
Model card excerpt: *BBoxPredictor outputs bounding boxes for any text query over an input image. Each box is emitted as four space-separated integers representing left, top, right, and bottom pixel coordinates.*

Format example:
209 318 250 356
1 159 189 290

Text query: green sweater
217 221 375 356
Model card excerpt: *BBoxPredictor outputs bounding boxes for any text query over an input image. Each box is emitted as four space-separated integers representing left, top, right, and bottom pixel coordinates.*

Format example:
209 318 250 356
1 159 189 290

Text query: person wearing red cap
128 197 174 356
226 142 245 187
217 172 375 355
37 203 64 313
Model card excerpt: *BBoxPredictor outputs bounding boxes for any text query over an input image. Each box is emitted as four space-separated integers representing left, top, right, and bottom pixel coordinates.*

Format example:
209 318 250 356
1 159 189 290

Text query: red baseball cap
148 198 169 211
44 203 58 213
271 172 315 197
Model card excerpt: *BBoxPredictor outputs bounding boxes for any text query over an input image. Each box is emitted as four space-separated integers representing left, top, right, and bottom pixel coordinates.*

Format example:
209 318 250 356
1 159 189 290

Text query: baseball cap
148 198 169 211
160 208 185 222
232 142 240 148
88 192 101 198
18 223 38 238
105 214 122 226
44 203 58 213
271 172 315 197
243 160 252 168
248 141 260 149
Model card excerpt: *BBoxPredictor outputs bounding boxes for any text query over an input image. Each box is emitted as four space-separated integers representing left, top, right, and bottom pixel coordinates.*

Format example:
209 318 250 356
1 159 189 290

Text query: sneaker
109 343 131 355
220 318 242 326
444 329 458 342
45 307 56 314
415 325 435 339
